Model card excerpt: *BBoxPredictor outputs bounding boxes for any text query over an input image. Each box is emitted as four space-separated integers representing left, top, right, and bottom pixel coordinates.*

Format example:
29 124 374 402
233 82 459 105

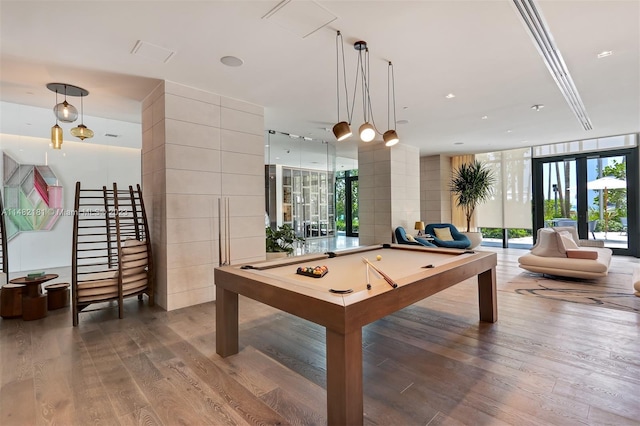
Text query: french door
532 147 638 256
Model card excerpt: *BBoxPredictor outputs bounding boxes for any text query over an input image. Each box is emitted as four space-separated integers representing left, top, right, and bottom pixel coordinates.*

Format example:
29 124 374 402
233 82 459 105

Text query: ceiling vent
104 133 120 138
262 0 337 38
512 0 592 131
131 40 176 63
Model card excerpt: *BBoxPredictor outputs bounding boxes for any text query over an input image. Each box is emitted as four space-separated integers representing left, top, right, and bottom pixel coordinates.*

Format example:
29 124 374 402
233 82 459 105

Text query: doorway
533 147 638 256
336 170 359 237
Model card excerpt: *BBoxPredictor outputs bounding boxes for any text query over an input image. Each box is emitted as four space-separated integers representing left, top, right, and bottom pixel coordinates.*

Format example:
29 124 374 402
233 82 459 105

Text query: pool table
214 244 497 425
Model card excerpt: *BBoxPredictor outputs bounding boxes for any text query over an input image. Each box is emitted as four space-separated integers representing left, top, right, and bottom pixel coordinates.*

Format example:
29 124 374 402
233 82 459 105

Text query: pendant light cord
55 90 59 125
362 47 382 135
388 61 396 131
336 31 351 124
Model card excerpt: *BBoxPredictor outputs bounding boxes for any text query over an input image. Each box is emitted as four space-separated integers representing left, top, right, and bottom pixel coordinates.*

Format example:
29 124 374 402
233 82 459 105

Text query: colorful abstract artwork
3 152 63 240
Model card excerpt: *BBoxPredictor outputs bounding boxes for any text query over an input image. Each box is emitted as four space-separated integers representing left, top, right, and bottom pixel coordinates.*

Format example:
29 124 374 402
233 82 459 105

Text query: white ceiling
1 0 639 161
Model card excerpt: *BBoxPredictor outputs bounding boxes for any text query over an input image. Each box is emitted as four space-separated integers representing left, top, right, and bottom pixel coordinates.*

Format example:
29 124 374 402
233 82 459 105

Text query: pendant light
331 32 400 145
70 94 94 140
50 89 63 149
53 84 78 123
51 124 63 150
383 61 399 147
332 31 352 141
356 40 375 142
46 83 91 149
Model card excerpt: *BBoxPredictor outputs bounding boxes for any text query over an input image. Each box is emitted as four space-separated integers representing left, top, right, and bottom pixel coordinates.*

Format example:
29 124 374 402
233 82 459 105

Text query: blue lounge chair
424 223 471 249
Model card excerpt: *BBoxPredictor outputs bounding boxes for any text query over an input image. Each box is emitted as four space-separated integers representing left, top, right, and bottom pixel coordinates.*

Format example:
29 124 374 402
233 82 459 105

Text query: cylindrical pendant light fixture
330 34 402 146
332 31 352 142
333 121 352 141
383 129 399 147
384 61 400 147
51 124 63 149
359 122 375 142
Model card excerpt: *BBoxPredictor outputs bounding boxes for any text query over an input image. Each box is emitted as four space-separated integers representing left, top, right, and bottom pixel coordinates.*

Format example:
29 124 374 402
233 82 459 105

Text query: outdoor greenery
266 224 304 254
450 160 496 232
542 159 627 232
480 228 533 239
335 170 358 233
593 160 627 220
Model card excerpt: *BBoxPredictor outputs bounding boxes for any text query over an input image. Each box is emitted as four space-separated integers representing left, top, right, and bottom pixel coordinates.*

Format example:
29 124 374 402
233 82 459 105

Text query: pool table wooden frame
215 244 497 425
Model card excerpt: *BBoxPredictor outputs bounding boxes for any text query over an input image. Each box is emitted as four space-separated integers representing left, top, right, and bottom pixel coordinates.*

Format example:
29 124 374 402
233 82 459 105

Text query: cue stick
361 257 398 288
366 264 371 290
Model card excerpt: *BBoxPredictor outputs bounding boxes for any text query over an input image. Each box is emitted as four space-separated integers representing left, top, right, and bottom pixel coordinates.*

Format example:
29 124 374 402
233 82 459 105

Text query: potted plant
266 224 304 259
450 160 495 249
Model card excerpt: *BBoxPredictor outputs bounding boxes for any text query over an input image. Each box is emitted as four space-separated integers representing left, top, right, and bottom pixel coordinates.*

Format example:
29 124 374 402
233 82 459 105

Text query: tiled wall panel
142 82 264 311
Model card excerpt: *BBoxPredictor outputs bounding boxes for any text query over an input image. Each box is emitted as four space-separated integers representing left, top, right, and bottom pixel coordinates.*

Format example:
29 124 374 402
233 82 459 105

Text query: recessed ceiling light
481 115 488 120
506 130 513 133
445 93 456 99
531 104 544 111
265 144 270 147
220 56 244 67
597 50 613 59
396 119 409 125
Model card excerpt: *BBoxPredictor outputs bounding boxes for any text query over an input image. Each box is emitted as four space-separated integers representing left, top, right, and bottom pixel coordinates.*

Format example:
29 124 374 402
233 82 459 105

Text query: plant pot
266 252 289 261
462 232 483 249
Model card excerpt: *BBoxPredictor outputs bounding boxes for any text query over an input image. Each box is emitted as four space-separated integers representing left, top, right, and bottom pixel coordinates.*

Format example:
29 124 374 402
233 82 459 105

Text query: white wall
0 133 141 272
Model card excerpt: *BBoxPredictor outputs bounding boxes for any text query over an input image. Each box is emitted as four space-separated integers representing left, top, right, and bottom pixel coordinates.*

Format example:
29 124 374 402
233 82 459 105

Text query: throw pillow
530 228 565 257
556 230 579 254
406 234 416 242
552 226 580 244
566 249 598 260
434 227 454 241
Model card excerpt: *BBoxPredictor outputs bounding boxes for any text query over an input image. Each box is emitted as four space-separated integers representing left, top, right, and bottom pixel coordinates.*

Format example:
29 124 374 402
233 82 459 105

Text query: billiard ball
376 255 382 261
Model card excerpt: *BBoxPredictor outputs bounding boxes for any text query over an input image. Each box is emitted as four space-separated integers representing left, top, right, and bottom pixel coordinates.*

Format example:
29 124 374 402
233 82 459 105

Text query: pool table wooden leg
478 267 497 323
326 327 363 426
216 286 239 357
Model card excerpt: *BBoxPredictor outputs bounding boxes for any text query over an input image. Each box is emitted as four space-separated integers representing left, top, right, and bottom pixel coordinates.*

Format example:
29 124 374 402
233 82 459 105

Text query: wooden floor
2 248 639 425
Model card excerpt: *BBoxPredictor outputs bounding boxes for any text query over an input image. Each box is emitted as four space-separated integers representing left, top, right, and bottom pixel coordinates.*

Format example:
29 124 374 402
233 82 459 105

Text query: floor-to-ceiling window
476 134 638 257
476 147 533 248
532 134 638 256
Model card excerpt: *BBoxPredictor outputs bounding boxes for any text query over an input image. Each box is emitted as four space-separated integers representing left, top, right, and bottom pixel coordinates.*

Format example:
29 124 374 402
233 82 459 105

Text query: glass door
533 148 636 256
335 170 359 237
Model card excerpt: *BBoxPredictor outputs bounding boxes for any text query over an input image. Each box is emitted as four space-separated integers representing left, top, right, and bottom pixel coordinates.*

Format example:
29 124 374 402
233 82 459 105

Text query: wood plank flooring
1 248 639 425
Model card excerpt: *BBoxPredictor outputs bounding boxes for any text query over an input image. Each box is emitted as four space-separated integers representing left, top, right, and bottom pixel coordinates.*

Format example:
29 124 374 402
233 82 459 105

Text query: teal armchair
424 223 471 249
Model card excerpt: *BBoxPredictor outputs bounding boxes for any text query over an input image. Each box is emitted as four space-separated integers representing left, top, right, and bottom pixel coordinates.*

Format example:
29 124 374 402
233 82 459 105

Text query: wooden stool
45 283 70 310
1 284 26 318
